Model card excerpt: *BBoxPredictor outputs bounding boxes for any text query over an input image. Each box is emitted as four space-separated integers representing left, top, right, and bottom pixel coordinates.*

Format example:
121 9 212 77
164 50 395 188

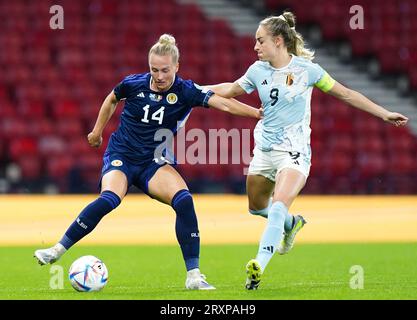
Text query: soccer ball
68 255 108 292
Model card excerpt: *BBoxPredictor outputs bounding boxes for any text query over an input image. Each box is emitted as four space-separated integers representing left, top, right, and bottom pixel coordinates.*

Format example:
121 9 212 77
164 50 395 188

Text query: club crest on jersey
286 73 294 86
149 93 163 102
111 160 123 167
166 93 178 104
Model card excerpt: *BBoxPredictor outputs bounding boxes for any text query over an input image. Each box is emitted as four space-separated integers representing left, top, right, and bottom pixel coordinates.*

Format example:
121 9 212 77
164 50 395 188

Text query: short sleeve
308 63 335 92
182 80 214 108
113 75 135 100
236 63 257 94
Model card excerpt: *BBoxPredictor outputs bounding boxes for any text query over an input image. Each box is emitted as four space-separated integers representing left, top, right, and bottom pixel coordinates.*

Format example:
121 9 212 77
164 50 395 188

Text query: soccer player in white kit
208 11 408 290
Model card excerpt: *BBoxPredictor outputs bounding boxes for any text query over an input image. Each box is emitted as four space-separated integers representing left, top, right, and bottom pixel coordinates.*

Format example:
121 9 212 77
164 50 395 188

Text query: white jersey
237 55 331 156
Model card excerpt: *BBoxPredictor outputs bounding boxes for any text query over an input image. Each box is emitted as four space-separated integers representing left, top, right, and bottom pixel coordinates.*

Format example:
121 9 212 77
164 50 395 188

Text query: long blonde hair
148 34 180 64
260 11 314 61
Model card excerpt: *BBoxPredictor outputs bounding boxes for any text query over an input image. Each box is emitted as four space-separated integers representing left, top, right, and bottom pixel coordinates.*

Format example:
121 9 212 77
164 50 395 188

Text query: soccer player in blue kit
34 34 262 290
208 11 409 290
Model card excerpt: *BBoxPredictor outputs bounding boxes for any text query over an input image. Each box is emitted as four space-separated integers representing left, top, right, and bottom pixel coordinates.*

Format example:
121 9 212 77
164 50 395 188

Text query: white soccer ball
68 255 108 292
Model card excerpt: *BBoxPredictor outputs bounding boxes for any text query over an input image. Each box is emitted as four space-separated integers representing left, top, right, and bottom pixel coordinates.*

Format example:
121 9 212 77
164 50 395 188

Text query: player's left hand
384 112 408 127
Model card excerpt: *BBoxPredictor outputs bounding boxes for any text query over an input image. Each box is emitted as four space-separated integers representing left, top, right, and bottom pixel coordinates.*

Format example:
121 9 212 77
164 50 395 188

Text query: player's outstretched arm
207 94 263 119
205 81 246 98
326 81 409 127
87 91 119 148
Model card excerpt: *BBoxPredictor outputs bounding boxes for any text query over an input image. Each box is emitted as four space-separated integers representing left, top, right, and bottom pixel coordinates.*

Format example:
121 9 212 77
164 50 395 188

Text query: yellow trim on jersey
315 72 336 92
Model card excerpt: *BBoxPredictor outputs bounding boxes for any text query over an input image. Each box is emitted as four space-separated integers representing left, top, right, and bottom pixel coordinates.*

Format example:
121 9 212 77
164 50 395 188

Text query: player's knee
100 190 122 210
171 189 194 213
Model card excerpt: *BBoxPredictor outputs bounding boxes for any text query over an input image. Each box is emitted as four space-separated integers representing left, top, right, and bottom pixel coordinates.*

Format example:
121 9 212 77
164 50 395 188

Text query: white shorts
247 147 311 182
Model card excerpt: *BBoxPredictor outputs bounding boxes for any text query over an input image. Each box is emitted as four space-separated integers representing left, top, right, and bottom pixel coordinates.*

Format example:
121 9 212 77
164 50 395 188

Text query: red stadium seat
77 153 103 188
17 101 46 118
79 99 102 121
68 137 92 155
46 156 74 180
57 48 86 68
52 100 81 119
25 47 51 66
353 117 385 135
301 176 323 194
0 100 17 118
387 153 416 175
28 118 54 137
327 134 354 153
0 117 27 139
44 83 71 102
56 119 84 138
38 135 67 157
9 137 38 160
355 135 385 154
17 156 42 180
348 30 373 56
377 49 404 73
386 134 417 153
355 151 387 179
33 67 60 85
321 151 354 177
15 83 44 102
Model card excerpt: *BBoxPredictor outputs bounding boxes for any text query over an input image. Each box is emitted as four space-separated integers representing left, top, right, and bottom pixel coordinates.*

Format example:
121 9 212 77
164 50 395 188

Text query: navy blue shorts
100 152 167 195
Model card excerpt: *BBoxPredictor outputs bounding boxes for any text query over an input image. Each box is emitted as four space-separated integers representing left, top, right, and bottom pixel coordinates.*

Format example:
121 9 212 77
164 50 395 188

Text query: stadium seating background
0 0 416 194
266 0 417 87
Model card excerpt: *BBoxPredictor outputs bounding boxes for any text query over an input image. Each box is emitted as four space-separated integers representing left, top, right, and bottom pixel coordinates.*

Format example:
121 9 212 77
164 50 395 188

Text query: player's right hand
258 106 264 119
87 132 103 148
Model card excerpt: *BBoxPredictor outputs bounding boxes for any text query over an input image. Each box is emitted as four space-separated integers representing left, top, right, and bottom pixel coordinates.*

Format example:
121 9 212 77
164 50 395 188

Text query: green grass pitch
1 243 416 300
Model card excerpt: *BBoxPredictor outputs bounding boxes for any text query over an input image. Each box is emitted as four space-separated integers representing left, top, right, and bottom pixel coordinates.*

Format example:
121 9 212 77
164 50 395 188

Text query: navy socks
171 189 200 271
59 188 200 272
59 191 121 249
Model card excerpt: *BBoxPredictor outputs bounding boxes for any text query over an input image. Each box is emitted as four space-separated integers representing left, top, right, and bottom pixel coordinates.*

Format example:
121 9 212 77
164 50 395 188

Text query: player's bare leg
247 174 275 213
272 169 307 254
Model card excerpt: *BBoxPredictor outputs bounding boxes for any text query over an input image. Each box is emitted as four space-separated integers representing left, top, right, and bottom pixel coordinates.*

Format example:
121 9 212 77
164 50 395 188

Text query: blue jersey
106 73 213 164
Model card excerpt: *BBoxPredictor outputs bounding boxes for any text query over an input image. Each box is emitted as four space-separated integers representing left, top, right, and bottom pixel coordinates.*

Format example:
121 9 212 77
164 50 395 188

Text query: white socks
256 201 287 271
249 198 294 232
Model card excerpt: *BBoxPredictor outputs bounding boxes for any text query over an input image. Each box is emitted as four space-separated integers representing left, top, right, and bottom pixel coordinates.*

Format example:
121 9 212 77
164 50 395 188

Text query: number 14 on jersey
141 105 165 125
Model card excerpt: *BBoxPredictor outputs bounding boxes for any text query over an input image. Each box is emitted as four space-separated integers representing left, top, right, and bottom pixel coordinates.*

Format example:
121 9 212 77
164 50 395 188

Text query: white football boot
34 243 66 265
185 268 216 290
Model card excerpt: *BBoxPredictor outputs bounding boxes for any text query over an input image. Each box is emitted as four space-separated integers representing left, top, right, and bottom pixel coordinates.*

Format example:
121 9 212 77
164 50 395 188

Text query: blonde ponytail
260 11 315 61
291 29 314 61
